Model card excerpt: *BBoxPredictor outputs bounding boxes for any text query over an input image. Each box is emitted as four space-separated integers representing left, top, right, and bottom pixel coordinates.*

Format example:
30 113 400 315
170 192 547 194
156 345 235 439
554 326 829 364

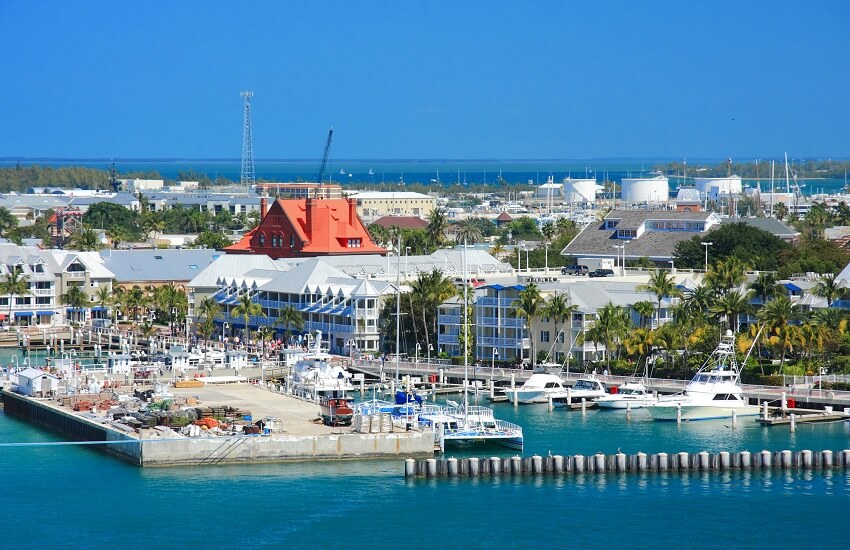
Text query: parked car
588 268 615 278
561 265 588 276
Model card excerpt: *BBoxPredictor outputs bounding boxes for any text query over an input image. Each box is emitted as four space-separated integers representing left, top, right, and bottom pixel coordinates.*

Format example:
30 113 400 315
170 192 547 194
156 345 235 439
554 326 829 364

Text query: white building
16 368 59 397
620 176 670 203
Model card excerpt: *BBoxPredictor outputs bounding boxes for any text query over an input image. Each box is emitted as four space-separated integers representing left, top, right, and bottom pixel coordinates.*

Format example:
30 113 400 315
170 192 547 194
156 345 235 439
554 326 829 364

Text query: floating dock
404 448 850 478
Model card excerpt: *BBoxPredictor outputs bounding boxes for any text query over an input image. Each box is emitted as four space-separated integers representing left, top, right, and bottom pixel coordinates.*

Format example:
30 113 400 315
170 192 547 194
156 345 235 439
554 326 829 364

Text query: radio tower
240 91 256 187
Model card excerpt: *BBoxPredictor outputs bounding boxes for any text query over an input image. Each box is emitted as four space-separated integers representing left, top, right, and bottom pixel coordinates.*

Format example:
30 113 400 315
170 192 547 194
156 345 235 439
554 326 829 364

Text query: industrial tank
620 176 669 203
562 178 597 203
694 176 743 199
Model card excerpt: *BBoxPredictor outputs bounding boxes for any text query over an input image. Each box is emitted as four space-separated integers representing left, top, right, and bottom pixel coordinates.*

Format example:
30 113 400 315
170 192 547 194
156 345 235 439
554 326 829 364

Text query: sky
1 1 848 160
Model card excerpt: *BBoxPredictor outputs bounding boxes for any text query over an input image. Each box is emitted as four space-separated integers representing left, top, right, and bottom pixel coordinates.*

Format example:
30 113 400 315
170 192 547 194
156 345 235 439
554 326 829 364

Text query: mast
462 237 469 421
770 160 775 218
395 233 402 384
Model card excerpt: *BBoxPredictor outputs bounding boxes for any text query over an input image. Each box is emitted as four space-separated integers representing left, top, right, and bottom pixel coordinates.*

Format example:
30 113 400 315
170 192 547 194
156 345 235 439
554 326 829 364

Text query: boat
417 402 524 451
290 330 354 401
594 381 657 409
550 376 608 407
319 396 354 426
504 371 569 404
646 331 760 421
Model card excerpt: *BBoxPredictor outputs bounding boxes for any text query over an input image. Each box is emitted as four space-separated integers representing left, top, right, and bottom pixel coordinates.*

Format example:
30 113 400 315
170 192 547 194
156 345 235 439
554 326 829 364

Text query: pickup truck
588 268 615 278
560 265 588 276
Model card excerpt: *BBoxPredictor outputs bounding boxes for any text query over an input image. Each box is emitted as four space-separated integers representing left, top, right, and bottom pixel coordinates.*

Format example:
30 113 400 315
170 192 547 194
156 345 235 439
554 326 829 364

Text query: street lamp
415 343 421 369
491 348 499 384
427 343 433 371
223 322 229 342
613 244 624 276
171 307 178 337
701 241 713 272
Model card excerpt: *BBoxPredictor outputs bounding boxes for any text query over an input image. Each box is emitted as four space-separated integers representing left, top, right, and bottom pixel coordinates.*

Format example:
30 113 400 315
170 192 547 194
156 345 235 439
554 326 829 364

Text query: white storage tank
562 178 597 203
694 176 743 200
620 176 669 203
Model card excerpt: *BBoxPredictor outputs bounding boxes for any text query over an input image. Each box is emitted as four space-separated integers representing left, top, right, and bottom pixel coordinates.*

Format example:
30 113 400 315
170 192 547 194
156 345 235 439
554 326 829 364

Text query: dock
1 385 434 467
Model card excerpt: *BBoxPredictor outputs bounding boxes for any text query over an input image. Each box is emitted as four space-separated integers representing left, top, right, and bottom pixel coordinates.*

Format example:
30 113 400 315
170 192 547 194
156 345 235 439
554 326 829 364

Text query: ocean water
3 158 845 195
2 397 849 548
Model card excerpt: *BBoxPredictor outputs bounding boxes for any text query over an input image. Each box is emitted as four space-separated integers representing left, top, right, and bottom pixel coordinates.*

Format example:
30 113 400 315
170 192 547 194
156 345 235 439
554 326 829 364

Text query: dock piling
790 413 796 432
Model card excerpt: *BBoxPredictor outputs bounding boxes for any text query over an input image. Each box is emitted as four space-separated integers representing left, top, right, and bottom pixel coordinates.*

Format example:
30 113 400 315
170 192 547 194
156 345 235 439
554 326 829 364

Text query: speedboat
594 382 657 409
646 332 759 421
551 376 608 407
503 372 569 404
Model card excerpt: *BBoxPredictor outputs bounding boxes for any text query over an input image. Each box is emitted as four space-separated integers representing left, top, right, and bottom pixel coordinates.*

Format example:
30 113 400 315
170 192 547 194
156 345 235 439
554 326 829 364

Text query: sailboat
368 168 374 176
419 238 524 451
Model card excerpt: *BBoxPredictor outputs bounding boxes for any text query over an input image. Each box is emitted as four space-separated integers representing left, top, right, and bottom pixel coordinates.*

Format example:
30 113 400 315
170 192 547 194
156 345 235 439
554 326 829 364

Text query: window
258 233 265 246
36 297 51 305
540 330 550 342
557 332 565 343
347 238 362 248
290 235 295 248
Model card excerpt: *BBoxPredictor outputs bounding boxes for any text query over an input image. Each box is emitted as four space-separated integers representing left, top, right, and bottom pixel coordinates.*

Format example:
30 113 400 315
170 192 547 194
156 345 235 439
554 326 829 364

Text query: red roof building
370 215 428 230
225 197 386 259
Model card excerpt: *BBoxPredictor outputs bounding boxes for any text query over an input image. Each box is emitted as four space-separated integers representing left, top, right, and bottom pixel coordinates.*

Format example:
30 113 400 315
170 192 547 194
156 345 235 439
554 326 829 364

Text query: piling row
403 449 850 478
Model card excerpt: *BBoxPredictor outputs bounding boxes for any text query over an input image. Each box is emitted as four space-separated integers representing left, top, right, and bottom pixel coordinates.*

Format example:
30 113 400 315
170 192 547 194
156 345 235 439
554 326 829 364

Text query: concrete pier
403 448 850 478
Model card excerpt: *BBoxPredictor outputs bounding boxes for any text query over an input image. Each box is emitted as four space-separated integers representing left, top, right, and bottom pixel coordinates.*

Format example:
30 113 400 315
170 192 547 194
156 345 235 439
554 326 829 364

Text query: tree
813 273 845 307
453 220 484 244
709 290 750 332
408 268 456 353
82 202 139 237
748 271 781 305
638 270 682 327
232 293 265 340
426 208 448 251
632 300 656 329
541 292 577 364
277 304 304 344
0 206 18 237
672 222 790 271
192 230 231 250
69 224 102 251
95 285 113 321
0 270 29 325
60 284 89 324
195 296 222 343
758 295 801 372
594 303 631 370
513 283 544 368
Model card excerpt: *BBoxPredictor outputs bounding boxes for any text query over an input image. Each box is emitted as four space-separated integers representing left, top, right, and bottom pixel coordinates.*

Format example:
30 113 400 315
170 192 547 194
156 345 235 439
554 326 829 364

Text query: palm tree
638 270 682 328
813 273 845 307
773 202 789 221
0 206 19 237
195 296 222 344
758 295 801 372
60 284 89 324
705 257 749 296
709 290 750 332
513 283 544 368
542 292 577 364
594 303 631 370
277 304 304 345
0 270 30 325
70 224 102 251
95 285 113 322
453 220 484 244
632 300 656 329
426 208 448 251
748 271 781 305
232 293 265 341
124 286 148 321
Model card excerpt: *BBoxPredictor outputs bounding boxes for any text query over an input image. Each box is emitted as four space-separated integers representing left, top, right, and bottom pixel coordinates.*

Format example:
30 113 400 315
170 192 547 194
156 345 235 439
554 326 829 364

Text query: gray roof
561 209 716 261
719 217 800 238
99 249 222 283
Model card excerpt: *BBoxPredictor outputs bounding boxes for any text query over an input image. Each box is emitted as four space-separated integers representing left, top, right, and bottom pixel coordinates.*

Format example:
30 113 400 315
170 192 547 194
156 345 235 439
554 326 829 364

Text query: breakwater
403 449 850 478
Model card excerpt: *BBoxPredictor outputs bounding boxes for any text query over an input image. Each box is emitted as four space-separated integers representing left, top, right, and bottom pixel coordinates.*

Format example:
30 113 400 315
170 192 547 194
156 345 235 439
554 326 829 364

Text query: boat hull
504 390 550 404
647 403 760 421
595 397 656 410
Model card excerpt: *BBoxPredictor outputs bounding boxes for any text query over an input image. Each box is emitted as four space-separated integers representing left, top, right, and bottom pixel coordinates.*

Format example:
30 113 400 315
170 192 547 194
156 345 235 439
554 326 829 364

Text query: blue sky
1 1 848 160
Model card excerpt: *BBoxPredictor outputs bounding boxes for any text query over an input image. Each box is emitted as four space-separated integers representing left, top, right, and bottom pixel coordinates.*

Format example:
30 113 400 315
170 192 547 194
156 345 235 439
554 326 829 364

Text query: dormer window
347 238 362 248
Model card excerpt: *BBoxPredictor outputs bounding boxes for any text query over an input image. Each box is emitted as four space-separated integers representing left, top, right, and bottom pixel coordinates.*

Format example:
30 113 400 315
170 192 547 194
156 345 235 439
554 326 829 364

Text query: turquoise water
2 395 849 547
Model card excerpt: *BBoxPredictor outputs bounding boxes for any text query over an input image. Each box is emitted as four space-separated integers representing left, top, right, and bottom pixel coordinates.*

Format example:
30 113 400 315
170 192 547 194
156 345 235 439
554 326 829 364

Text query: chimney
347 197 357 226
260 197 268 219
305 197 316 239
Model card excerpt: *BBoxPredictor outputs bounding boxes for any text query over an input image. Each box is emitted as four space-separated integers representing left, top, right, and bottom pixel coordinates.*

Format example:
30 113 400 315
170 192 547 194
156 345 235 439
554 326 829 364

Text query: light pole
669 260 675 274
171 307 178 337
347 338 355 363
491 348 499 385
613 244 624 276
405 246 411 278
507 231 515 271
427 343 433 372
701 241 713 272
415 343 421 369
223 322 229 343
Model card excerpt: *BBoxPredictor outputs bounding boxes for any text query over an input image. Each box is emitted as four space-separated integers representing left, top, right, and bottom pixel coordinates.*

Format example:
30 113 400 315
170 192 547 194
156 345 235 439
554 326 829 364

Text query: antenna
240 91 256 188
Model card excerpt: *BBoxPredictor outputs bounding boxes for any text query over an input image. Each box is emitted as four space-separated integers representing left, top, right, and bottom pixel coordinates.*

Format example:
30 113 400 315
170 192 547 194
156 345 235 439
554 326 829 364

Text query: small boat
551 377 608 407
290 331 354 401
646 331 760 421
594 381 657 409
418 403 523 451
504 371 569 404
319 396 354 426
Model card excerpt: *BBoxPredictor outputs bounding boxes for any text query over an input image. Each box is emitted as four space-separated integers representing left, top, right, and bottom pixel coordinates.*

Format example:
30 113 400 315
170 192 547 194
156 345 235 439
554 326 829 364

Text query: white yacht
290 331 354 401
504 372 569 404
418 403 524 451
594 382 657 409
551 376 608 406
647 332 759 421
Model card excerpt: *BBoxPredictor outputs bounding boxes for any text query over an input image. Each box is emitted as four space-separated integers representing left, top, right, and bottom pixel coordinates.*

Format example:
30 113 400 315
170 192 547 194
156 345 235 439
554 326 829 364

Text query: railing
477 297 517 307
477 336 523 347
65 272 86 279
438 315 461 324
478 316 524 327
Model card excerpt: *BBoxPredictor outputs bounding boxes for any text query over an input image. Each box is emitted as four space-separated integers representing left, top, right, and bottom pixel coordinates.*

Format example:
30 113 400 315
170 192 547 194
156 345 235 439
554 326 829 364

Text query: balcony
476 297 518 307
65 272 86 279
477 336 525 348
439 314 461 324
32 288 54 296
477 316 524 328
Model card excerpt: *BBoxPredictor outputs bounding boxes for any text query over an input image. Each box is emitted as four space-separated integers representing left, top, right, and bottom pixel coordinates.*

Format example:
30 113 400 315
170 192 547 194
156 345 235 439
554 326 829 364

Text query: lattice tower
240 91 256 186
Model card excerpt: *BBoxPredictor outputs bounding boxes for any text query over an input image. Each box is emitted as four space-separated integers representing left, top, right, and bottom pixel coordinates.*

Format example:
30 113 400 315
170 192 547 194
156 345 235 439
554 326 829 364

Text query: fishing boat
646 331 760 421
594 381 657 409
319 396 354 426
550 376 608 407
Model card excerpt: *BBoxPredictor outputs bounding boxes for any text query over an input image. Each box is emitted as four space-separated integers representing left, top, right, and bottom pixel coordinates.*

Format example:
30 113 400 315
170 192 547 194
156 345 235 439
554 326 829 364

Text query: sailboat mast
462 238 469 419
395 233 402 383
770 160 775 217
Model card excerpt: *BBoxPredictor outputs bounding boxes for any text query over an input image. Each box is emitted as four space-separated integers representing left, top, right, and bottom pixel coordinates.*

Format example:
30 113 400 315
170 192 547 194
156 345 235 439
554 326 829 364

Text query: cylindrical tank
562 178 597 203
620 176 669 203
694 176 743 199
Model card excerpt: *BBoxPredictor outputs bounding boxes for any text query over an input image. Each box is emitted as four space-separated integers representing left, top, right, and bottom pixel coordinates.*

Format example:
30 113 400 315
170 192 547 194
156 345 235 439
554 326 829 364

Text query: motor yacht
594 381 657 409
646 332 759 421
504 372 569 404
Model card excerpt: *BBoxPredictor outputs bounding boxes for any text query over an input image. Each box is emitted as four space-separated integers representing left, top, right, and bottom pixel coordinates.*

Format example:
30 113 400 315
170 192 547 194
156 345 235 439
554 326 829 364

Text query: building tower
240 91 256 187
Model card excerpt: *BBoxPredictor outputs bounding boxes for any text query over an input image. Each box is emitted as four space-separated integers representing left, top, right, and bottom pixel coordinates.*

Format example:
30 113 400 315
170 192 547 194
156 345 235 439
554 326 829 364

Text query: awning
92 306 108 312
36 311 55 316
15 311 33 317
66 307 85 313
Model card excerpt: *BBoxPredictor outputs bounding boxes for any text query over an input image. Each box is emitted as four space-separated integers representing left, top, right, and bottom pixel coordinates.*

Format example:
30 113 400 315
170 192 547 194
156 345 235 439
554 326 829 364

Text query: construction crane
316 128 334 185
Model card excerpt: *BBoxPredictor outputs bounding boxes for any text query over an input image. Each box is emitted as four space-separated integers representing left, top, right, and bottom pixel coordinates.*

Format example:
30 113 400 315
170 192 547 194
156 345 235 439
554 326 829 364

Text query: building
347 191 436 221
255 182 343 199
369 215 428 231
225 197 386 259
97 249 223 289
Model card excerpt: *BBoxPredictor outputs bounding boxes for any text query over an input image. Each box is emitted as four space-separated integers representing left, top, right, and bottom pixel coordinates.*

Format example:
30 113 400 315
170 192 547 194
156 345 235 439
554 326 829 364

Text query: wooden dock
758 409 850 426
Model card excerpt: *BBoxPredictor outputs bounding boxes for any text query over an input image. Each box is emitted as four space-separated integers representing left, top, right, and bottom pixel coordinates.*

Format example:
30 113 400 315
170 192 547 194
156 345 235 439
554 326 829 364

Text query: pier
403 449 850 478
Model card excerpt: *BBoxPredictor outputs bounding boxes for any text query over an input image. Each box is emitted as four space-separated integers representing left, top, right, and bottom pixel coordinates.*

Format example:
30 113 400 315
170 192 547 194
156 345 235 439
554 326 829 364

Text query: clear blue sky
1 1 848 160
